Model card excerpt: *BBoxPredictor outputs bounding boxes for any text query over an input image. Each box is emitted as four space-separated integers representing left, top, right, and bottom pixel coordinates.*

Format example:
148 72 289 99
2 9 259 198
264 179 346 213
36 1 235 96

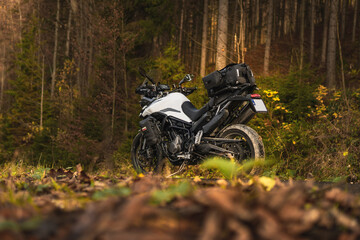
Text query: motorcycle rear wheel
218 124 265 164
131 132 163 174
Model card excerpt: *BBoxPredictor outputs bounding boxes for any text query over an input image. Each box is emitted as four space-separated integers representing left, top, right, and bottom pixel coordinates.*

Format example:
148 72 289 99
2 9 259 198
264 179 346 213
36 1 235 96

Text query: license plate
251 99 268 113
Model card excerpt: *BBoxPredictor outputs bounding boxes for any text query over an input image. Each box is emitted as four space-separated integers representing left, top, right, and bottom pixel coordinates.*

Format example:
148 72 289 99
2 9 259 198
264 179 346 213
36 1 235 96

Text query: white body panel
141 92 192 123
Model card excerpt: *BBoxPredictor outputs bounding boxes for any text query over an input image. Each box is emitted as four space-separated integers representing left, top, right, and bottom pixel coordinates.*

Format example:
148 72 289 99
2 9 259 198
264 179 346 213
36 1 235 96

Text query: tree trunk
123 52 128 135
178 0 185 60
239 0 246 63
216 0 228 69
231 1 238 61
326 0 339 89
51 0 60 99
284 0 290 35
337 20 349 108
279 0 286 37
277 0 283 38
77 0 84 96
111 36 116 139
251 0 257 47
321 0 330 67
359 24 360 65
83 1 88 95
340 0 347 39
65 6 72 58
18 0 22 46
310 0 316 65
9 5 15 47
200 0 208 77
291 0 298 35
0 43 5 112
254 0 260 46
352 0 358 42
192 10 200 73
40 56 44 132
37 0 41 64
122 13 128 135
299 0 305 70
260 1 266 44
87 1 93 91
209 0 215 65
264 0 273 75
272 0 277 40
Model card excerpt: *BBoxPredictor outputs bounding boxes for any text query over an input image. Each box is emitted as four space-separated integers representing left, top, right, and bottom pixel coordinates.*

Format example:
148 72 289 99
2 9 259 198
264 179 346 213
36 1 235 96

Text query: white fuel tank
141 92 192 123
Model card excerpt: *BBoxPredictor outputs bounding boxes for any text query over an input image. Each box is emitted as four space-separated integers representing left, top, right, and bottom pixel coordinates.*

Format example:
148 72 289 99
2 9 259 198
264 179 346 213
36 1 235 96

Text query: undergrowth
251 68 360 181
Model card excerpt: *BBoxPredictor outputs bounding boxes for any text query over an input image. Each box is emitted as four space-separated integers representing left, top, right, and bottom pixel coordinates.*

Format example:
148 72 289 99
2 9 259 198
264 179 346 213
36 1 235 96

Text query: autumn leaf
249 176 276 191
193 176 202 182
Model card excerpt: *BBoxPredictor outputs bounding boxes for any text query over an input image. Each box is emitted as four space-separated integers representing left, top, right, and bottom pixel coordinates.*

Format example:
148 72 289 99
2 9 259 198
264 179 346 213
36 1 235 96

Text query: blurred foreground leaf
249 176 276 191
0 217 42 232
92 187 131 201
151 181 192 205
201 157 239 179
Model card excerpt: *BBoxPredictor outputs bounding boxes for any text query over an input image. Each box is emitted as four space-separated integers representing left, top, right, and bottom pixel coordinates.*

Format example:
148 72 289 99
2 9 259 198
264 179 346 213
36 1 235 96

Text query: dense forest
0 0 360 179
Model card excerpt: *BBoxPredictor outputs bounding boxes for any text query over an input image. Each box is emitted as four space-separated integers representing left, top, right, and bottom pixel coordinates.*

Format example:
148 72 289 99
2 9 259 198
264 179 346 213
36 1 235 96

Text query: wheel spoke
132 133 159 173
220 132 253 162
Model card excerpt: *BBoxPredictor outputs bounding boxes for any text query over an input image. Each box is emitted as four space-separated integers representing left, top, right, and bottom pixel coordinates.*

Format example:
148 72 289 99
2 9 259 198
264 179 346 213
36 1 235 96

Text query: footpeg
177 153 191 159
195 130 203 145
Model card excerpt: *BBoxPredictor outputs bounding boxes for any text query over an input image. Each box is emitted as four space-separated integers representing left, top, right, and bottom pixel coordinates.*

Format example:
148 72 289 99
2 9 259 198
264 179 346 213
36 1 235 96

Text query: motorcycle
131 63 267 175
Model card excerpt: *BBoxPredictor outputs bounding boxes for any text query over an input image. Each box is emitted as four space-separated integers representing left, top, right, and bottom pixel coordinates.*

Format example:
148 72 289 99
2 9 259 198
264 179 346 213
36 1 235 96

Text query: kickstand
166 161 187 178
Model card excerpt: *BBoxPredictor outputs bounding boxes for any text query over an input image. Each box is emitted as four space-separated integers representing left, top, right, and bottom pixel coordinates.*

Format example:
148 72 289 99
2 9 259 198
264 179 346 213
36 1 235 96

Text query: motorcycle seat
182 101 209 122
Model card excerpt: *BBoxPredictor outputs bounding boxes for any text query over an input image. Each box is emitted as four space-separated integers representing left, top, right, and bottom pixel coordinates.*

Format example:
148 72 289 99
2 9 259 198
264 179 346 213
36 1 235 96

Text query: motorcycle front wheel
131 132 163 174
218 124 265 164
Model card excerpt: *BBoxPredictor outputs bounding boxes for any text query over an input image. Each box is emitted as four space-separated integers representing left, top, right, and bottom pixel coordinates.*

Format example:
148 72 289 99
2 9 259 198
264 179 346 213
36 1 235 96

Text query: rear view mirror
139 67 155 84
179 74 193 86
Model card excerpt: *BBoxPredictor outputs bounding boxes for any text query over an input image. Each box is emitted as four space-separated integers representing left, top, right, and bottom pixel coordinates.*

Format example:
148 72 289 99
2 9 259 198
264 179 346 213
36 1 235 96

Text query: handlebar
136 73 196 98
179 87 197 96
135 84 157 98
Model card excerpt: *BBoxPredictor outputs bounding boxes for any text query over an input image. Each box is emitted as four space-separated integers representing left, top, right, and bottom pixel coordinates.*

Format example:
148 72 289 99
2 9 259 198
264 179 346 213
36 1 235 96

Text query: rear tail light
251 94 261 98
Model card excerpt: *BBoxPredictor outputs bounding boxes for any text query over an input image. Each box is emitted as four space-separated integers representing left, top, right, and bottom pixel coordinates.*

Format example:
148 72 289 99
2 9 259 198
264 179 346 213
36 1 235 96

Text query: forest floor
1 165 360 240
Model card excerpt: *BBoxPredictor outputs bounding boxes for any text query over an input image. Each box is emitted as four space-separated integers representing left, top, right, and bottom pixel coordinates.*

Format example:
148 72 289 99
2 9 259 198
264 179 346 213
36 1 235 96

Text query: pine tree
7 22 42 146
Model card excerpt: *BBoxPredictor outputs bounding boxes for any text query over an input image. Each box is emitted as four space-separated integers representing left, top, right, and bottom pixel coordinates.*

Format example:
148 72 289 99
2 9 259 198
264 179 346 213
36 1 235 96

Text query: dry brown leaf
325 188 355 207
194 188 236 214
228 218 253 240
330 208 359 231
198 210 221 240
255 207 293 240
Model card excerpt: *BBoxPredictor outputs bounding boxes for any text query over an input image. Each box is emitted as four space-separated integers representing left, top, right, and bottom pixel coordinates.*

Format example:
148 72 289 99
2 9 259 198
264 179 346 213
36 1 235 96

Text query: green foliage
113 134 136 175
30 167 48 180
186 77 209 109
201 157 269 180
202 157 240 180
92 187 131 200
151 181 192 205
257 68 318 120
132 0 175 43
6 21 42 148
154 42 185 85
0 217 42 232
251 68 360 180
1 17 57 166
